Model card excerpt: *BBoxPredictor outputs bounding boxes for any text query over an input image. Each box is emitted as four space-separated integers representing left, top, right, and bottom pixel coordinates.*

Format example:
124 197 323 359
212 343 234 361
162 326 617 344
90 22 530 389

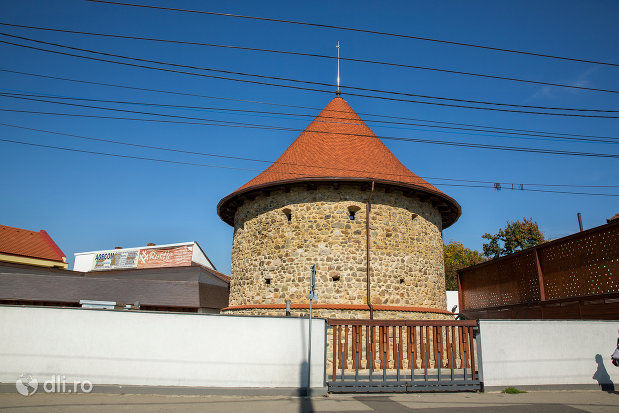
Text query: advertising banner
92 249 139 271
137 246 193 269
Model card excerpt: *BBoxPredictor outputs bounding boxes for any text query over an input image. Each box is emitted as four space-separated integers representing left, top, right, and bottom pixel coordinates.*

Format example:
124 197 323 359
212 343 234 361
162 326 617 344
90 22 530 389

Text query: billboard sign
92 249 140 271
91 245 193 271
137 245 193 269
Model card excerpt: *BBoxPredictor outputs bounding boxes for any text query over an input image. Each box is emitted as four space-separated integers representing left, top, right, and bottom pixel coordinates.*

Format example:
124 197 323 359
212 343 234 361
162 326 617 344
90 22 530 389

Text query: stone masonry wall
227 184 446 313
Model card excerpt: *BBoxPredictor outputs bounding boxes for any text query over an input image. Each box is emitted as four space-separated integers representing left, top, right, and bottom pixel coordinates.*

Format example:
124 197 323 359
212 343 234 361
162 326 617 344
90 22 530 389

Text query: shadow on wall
593 354 616 393
298 319 314 412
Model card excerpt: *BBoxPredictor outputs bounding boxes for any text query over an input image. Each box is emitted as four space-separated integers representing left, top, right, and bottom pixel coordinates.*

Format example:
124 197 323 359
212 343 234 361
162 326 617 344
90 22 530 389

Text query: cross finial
336 41 341 96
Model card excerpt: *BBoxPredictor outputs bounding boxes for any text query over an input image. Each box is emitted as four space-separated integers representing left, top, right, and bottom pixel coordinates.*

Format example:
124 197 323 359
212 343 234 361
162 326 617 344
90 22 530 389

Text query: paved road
0 391 618 412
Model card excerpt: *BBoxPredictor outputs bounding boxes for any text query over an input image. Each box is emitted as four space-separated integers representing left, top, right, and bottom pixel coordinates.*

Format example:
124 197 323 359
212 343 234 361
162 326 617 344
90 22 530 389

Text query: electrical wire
1 100 618 159
3 31 618 112
3 67 618 142
2 89 618 145
1 21 617 95
2 121 617 189
3 34 619 118
85 0 619 68
1 136 617 197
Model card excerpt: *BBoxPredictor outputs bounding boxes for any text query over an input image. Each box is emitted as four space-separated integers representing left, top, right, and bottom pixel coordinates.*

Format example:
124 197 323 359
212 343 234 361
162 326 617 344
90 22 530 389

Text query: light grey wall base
0 383 327 397
483 383 615 392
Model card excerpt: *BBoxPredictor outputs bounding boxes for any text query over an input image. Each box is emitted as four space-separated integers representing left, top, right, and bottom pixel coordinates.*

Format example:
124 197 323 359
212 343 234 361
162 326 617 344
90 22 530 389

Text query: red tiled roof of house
218 96 460 226
0 225 66 263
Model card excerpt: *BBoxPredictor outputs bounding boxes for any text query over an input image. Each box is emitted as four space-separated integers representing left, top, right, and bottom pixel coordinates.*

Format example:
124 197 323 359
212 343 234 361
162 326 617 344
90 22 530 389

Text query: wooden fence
458 220 619 319
327 319 480 392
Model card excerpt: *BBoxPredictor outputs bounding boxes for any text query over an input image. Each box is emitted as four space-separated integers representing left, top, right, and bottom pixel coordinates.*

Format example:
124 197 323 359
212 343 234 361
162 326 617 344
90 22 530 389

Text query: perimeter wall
478 320 619 390
0 306 325 389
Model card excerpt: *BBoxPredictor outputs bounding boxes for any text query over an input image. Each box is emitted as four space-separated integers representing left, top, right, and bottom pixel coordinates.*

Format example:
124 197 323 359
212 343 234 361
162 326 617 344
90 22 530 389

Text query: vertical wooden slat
384 325 390 368
357 325 362 369
469 327 476 379
398 326 403 369
373 326 378 370
392 326 397 369
337 325 342 369
365 325 370 369
344 325 349 370
412 325 418 369
463 326 470 368
433 326 439 368
444 326 450 368
352 325 357 369
425 326 430 370
379 326 384 369
450 326 457 369
458 326 465 369
406 326 411 368
332 325 337 379
418 326 424 368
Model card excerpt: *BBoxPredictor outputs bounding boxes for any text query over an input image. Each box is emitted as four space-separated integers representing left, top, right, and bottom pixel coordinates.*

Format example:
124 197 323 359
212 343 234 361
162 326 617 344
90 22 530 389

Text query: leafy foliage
482 218 545 258
444 240 485 291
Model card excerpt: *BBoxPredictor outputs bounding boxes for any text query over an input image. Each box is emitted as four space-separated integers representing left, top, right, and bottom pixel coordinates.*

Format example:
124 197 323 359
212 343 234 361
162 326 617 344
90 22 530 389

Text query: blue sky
1 0 617 274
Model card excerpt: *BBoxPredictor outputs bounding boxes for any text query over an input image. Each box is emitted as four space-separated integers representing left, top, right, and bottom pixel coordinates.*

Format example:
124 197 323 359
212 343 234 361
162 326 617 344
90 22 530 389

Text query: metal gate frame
327 319 481 393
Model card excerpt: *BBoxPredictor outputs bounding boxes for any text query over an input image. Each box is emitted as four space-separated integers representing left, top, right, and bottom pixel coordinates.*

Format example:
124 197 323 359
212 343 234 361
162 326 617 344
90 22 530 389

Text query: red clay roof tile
218 96 460 226
239 96 443 192
0 225 65 263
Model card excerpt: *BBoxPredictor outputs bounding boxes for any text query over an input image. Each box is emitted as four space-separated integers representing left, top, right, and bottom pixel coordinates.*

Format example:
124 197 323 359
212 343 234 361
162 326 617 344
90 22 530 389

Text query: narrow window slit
348 205 361 220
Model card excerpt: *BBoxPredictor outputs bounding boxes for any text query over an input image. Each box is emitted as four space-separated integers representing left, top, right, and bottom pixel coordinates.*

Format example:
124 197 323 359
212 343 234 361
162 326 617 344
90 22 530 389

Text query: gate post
474 321 484 391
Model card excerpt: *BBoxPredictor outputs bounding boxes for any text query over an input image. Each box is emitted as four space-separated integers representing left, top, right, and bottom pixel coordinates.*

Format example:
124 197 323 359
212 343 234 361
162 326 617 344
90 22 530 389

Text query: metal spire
336 41 341 96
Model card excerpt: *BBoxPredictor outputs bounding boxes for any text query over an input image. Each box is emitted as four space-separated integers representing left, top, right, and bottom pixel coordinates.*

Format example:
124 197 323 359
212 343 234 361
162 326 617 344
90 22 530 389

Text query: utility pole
307 265 317 396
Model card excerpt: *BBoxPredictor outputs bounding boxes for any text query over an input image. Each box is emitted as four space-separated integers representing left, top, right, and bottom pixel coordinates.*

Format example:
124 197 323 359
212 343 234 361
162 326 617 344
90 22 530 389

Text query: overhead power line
2 90 618 145
1 21 618 95
1 136 617 197
2 121 617 189
2 31 617 113
3 68 618 143
85 0 619 68
2 34 619 118
1 99 618 159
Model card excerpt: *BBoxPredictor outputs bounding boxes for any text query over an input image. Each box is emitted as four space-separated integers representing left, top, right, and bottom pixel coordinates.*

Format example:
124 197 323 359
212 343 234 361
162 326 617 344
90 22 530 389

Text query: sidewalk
0 390 617 413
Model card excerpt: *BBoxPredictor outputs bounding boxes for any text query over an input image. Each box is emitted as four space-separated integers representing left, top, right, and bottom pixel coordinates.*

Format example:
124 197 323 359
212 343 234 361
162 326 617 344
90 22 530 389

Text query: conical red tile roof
218 96 460 227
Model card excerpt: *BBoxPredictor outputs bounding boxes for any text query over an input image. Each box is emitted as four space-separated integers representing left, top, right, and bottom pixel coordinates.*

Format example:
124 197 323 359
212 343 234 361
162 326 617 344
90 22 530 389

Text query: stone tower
218 97 460 319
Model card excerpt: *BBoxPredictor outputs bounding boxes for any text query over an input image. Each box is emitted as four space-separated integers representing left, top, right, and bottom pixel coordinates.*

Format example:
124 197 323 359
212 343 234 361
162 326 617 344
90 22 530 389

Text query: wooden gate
327 319 481 392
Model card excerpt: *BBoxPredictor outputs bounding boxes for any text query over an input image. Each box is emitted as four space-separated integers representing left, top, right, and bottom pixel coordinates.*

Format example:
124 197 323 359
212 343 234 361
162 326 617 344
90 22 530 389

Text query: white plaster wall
0 306 325 388
446 291 459 312
72 254 93 272
479 320 619 388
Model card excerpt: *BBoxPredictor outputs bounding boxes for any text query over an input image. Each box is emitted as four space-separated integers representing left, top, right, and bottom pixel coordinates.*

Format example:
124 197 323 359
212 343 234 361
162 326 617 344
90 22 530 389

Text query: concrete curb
483 384 611 392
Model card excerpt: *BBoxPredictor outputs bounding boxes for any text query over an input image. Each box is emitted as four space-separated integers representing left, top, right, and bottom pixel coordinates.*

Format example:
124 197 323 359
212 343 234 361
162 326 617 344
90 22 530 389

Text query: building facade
218 96 460 319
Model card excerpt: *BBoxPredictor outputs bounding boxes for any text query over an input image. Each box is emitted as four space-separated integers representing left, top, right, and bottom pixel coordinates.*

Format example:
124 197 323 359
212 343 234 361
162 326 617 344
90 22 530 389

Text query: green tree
482 217 545 258
443 240 485 291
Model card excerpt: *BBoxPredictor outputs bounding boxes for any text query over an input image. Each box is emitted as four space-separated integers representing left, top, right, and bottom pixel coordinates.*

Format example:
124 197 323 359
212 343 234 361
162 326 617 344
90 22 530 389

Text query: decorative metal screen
540 224 619 300
459 221 619 311
459 249 539 309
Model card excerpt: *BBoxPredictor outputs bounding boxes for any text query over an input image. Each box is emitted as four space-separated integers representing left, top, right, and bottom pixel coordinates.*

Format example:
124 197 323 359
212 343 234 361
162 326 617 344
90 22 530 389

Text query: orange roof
218 96 460 227
0 225 66 263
